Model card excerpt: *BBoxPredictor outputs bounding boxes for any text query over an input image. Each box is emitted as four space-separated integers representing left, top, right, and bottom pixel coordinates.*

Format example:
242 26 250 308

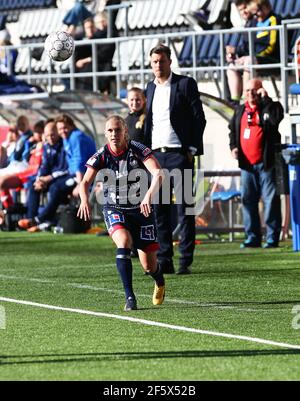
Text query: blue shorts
103 207 159 253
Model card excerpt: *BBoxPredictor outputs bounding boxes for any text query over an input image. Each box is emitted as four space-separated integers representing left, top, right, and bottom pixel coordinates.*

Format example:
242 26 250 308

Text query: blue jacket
144 73 206 155
63 128 97 175
38 139 69 179
12 130 33 161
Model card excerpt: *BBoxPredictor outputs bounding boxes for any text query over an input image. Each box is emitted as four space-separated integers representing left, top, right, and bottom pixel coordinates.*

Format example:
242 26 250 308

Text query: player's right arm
77 167 98 221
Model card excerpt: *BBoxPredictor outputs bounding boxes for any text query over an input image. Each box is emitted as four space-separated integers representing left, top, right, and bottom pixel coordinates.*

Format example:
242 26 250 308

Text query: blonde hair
105 115 129 140
106 115 127 129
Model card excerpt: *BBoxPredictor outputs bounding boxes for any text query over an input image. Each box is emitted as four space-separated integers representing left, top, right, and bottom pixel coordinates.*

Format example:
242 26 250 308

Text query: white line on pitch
0 296 300 351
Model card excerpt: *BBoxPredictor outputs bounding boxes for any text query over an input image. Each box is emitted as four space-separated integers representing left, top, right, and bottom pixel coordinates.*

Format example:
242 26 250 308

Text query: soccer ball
44 31 74 62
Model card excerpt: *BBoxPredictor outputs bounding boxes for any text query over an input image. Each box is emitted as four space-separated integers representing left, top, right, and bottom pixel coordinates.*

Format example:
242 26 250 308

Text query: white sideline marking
1 296 300 351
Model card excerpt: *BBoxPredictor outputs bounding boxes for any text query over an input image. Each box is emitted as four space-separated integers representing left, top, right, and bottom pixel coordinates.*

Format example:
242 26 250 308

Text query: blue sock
116 248 135 300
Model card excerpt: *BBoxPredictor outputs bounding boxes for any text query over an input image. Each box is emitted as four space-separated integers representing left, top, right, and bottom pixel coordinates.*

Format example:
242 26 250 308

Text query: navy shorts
103 207 159 253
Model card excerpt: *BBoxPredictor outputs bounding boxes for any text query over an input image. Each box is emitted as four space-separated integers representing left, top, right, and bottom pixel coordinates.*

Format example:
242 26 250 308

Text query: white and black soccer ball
44 31 74 62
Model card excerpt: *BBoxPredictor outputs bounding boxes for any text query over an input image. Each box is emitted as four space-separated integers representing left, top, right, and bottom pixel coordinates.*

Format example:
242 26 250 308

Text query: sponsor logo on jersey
108 212 125 225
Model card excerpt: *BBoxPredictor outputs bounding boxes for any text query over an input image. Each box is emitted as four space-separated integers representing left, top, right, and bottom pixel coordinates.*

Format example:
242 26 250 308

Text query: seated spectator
96 0 121 37
0 121 44 209
62 0 93 36
0 119 42 177
125 87 147 144
0 125 19 168
226 0 281 103
18 120 69 232
226 0 255 103
249 0 281 64
0 30 18 76
75 17 115 93
18 116 96 232
12 115 33 162
94 11 109 31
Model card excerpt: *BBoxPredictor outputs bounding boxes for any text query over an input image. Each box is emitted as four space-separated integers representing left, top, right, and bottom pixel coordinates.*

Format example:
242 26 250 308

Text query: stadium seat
198 34 215 65
115 0 200 34
211 190 241 242
18 8 65 40
0 0 56 24
179 32 243 68
281 0 297 18
290 83 300 95
290 1 300 18
212 190 241 202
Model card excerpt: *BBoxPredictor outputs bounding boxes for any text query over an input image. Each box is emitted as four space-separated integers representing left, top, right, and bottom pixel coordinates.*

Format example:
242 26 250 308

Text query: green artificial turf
0 232 299 381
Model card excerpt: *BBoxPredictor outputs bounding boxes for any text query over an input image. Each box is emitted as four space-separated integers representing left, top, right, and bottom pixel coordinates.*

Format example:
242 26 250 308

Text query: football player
78 115 165 311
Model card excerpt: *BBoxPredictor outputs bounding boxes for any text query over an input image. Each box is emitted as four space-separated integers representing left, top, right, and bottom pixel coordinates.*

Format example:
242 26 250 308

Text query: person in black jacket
145 44 206 274
75 17 115 93
125 87 147 144
229 78 283 248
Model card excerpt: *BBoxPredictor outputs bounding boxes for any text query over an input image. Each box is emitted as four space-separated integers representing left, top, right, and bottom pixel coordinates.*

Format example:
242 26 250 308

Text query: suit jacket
229 96 283 171
144 73 206 156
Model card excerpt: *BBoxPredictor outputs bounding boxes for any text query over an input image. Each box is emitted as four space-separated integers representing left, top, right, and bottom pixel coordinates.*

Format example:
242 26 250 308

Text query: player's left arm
140 156 164 217
77 167 98 221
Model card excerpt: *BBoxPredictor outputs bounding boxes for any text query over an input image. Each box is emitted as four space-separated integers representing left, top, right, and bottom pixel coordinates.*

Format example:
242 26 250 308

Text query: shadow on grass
163 300 300 310
183 268 300 276
0 349 300 366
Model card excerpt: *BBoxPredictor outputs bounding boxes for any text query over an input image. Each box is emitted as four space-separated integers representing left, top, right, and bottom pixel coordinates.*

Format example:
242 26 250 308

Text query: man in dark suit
145 44 206 274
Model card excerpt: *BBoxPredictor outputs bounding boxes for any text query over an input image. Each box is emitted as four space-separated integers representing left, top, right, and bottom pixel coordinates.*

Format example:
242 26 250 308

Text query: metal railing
2 19 300 111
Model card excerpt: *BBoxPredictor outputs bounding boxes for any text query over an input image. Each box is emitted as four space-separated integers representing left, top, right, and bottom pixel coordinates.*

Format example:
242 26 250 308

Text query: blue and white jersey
63 128 97 175
38 139 69 180
86 140 153 210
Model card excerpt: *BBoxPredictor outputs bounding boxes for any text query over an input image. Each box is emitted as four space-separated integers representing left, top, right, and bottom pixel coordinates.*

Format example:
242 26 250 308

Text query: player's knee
116 236 132 249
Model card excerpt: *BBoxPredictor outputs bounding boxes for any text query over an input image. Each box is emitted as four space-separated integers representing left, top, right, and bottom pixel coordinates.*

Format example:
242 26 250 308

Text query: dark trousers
27 175 76 223
26 176 41 219
241 163 282 245
153 151 195 268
